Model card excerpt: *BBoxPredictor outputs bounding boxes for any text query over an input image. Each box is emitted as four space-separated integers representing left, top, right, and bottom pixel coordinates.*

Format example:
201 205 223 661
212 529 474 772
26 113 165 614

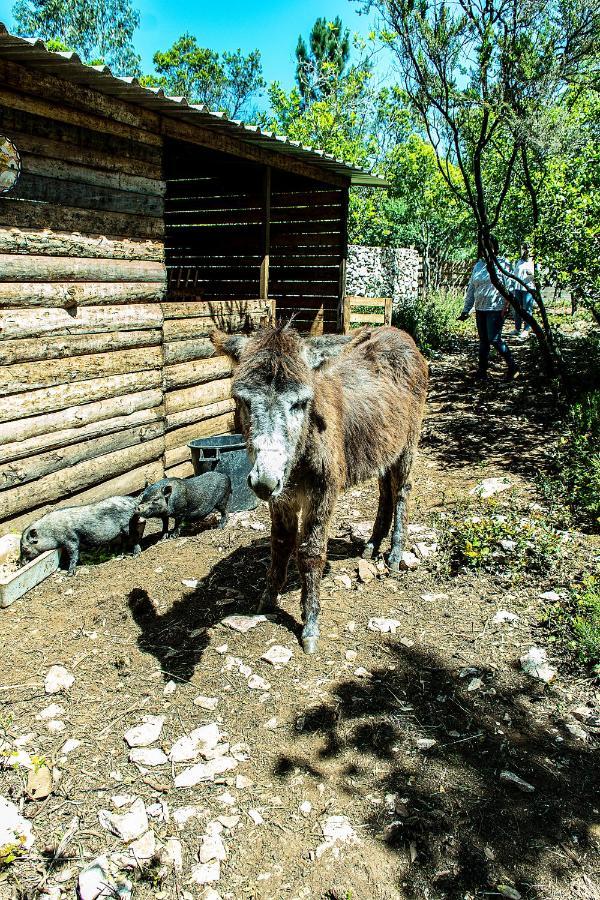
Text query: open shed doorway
163 137 348 334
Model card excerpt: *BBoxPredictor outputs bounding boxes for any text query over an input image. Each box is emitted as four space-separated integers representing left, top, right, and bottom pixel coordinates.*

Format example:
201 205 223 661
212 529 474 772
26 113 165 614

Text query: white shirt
513 257 535 291
463 257 513 313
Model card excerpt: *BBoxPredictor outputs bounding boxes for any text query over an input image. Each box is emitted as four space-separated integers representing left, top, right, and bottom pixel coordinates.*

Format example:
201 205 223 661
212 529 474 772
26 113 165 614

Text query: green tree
365 0 600 375
295 16 350 104
13 0 141 75
141 34 265 118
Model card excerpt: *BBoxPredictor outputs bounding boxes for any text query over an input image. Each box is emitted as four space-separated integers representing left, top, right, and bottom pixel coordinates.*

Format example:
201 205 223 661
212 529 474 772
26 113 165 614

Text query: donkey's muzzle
247 471 281 501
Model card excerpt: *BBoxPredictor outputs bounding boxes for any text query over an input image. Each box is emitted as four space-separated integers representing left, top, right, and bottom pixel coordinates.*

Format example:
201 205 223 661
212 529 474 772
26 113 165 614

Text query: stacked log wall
0 60 167 534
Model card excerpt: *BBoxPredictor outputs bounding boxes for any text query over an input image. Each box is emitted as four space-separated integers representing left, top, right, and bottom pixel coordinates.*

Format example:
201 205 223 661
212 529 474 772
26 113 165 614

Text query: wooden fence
342 296 392 333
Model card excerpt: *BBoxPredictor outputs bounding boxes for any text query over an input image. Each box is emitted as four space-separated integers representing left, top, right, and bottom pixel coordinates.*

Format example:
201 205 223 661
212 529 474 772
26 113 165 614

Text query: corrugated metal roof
0 23 388 187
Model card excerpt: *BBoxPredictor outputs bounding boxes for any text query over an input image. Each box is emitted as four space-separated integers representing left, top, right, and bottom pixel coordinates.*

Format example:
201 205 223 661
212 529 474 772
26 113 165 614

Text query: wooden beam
338 187 349 332
260 166 271 301
162 117 350 189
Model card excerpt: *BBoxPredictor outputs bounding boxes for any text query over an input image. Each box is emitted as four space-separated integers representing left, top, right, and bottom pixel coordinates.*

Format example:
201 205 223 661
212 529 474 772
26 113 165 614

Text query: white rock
190 860 220 885
399 551 419 570
44 665 74 695
467 678 484 692
37 703 65 721
358 559 378 583
368 617 402 634
1 748 33 770
13 733 35 747
98 798 148 842
421 592 449 602
492 610 519 625
129 747 168 767
199 832 226 863
115 829 156 867
230 742 250 761
499 771 535 793
316 815 361 857
123 715 164 748
214 644 228 654
335 574 352 590
169 724 220 762
299 800 312 817
264 718 278 730
174 756 238 787
218 815 240 829
470 477 511 499
163 680 177 696
414 541 436 559
46 719 66 733
222 614 267 633
200 891 222 900
0 796 34 854
345 649 357 662
216 792 236 806
416 738 437 750
173 806 202 827
539 591 561 602
248 674 271 691
261 645 293 666
248 808 264 825
60 738 81 756
354 667 371 678
77 856 131 900
499 539 517 552
111 794 136 809
194 696 219 711
159 837 183 871
182 579 199 589
520 647 555 683
565 722 589 741
235 775 253 790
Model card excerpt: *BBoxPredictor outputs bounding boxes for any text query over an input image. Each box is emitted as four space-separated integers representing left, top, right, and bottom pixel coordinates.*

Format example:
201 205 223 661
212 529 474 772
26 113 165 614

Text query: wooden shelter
0 24 385 535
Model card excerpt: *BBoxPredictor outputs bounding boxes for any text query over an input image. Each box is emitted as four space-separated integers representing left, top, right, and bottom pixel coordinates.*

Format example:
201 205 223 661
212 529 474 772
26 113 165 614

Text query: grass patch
438 500 563 575
542 575 600 674
392 288 468 356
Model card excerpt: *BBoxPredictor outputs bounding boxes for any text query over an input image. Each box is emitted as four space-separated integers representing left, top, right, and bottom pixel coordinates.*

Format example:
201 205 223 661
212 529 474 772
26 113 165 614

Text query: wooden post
260 166 271 304
385 295 393 326
338 186 349 333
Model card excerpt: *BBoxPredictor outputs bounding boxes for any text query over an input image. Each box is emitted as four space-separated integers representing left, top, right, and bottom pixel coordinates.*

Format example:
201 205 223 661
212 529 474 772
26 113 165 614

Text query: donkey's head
212 325 347 501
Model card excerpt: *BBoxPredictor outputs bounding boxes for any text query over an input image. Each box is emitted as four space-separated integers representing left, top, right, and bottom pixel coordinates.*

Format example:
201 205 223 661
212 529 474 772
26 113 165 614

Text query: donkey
211 324 428 654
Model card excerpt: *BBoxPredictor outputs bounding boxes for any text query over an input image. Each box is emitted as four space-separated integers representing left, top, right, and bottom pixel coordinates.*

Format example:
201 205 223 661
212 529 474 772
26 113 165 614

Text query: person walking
510 243 535 337
457 236 518 382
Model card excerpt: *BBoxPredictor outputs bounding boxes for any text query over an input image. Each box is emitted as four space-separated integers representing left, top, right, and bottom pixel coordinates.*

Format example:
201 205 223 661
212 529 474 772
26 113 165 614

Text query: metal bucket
188 434 257 512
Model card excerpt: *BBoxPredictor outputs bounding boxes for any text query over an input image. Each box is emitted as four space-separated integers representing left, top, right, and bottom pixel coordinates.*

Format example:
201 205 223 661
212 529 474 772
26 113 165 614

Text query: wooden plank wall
0 60 167 535
270 169 346 334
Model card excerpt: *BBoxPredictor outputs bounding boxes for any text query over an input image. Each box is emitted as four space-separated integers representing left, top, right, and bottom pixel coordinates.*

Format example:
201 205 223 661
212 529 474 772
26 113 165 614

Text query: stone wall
346 245 422 307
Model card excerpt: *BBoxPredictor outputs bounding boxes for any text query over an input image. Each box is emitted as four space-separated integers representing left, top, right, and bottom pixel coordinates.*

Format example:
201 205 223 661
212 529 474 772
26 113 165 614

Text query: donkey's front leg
258 500 299 612
297 500 333 654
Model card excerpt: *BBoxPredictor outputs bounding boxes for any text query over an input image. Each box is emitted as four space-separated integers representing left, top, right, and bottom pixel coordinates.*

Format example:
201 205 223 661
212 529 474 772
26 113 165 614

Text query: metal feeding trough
188 434 257 513
0 534 60 608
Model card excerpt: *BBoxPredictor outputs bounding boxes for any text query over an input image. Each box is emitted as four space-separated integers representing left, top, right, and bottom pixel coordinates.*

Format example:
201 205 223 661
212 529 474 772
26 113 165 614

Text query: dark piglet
136 472 231 539
20 496 144 576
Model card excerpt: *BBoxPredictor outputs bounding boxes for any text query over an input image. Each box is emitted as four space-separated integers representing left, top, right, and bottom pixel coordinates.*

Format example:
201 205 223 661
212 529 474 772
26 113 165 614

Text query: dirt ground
1 337 599 900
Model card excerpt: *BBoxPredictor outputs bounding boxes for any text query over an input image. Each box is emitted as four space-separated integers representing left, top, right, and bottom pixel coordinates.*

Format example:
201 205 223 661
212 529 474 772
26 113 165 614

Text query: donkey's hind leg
387 447 416 572
363 472 394 559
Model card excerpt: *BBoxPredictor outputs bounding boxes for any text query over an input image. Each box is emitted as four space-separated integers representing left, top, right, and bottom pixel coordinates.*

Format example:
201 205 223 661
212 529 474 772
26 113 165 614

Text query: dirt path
1 340 599 900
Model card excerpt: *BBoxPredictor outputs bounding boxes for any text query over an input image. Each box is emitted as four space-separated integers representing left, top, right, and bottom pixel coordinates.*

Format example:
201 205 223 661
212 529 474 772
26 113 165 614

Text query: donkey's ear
302 334 352 369
210 330 249 362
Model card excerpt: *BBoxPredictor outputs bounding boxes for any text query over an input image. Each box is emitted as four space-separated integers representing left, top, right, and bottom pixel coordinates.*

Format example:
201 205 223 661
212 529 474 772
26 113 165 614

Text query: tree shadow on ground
126 534 367 682
423 339 557 478
275 642 599 899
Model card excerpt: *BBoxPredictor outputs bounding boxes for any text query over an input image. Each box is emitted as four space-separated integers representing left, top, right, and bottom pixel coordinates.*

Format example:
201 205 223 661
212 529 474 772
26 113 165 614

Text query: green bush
542 575 600 673
439 500 563 574
392 288 466 356
554 390 600 528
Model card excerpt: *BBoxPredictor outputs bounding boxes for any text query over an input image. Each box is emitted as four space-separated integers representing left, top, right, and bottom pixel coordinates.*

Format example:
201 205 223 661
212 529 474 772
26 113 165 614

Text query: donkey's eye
291 399 309 412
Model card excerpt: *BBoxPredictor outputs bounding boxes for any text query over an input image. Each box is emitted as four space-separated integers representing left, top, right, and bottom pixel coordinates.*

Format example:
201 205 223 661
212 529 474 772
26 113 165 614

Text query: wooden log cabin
0 24 385 535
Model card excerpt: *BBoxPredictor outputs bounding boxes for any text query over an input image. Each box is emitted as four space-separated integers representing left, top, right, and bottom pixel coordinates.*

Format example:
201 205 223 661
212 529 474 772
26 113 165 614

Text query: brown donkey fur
212 324 428 653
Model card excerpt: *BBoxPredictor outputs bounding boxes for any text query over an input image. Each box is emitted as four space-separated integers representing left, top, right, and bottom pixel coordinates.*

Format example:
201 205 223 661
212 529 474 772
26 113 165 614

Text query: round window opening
0 136 21 194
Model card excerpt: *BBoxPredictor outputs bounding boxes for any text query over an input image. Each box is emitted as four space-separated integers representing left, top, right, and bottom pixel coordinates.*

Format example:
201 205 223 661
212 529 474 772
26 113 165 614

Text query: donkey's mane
235 325 309 389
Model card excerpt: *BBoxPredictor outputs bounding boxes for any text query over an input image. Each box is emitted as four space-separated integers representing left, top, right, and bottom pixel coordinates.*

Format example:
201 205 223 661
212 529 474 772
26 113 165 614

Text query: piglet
20 496 144 576
136 472 231 539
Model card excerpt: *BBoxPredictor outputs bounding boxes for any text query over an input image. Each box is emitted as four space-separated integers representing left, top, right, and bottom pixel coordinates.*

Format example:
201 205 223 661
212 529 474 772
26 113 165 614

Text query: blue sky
0 0 380 94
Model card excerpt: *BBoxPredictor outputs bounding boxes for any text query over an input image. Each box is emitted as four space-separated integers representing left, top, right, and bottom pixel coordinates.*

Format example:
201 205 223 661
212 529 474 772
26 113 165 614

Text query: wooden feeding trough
0 534 60 608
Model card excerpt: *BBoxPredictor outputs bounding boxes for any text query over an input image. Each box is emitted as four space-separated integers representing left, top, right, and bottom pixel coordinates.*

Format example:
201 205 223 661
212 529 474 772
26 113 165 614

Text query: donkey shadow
126 534 366 682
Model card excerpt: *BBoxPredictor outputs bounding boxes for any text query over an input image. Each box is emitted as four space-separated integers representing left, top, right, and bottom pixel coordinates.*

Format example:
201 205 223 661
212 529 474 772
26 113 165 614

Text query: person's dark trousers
475 310 516 374
514 289 535 331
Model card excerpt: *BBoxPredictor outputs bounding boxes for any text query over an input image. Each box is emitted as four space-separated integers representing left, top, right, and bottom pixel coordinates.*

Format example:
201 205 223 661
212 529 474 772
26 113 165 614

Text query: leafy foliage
392 288 466 356
13 0 142 74
554 390 600 528
141 34 265 118
542 576 600 672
